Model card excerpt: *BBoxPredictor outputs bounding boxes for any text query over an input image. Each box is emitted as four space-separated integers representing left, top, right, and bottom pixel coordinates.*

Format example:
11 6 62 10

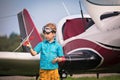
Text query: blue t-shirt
34 39 64 70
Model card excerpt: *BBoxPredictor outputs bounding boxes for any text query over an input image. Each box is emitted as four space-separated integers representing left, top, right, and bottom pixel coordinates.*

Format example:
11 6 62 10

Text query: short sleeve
57 44 64 57
34 42 42 54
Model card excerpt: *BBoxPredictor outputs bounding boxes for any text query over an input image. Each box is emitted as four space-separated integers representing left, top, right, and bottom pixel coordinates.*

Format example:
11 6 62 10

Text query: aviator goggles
43 26 55 34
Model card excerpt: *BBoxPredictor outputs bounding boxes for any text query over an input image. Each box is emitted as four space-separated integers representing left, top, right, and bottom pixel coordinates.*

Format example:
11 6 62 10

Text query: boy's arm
52 44 65 63
28 47 37 56
52 57 65 63
23 41 37 56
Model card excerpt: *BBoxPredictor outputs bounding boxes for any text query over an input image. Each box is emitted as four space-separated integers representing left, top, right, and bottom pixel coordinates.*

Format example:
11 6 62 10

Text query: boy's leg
39 69 49 80
50 69 60 80
39 69 60 80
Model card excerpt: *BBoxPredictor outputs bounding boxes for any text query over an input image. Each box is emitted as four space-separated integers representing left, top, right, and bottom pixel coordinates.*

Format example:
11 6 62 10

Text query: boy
24 23 64 80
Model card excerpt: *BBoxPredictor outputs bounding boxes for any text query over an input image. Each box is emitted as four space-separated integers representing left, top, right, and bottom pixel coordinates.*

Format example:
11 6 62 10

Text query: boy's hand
52 57 63 63
23 40 31 48
23 40 37 56
52 57 58 64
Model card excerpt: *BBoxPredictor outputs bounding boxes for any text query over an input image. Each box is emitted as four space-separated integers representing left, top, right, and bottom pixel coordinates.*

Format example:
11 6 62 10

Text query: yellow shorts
39 69 60 80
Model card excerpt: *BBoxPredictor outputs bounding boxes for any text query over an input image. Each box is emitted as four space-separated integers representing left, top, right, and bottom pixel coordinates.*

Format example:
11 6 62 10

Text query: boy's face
44 32 55 41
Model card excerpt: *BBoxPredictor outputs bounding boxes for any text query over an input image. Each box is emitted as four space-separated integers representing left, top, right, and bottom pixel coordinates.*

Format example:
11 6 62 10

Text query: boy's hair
43 23 56 33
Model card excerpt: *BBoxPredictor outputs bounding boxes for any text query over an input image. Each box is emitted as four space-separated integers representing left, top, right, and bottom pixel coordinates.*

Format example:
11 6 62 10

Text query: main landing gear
59 69 68 80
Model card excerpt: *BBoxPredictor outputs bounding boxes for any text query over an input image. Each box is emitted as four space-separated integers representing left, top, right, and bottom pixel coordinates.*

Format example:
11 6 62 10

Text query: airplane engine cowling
59 50 102 73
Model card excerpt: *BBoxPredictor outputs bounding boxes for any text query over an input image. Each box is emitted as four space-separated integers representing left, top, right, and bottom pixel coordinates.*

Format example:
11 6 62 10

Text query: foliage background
0 33 22 52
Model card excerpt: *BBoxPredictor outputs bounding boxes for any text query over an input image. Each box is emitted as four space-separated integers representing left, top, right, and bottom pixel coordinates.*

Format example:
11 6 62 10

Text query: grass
65 75 120 80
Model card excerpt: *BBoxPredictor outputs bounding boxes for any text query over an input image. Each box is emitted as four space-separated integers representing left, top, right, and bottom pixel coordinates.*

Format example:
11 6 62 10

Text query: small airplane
0 0 120 80
57 0 120 78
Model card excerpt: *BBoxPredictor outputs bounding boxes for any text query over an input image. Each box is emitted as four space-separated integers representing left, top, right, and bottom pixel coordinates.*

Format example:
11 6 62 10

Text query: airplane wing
0 9 42 76
17 9 42 51
0 52 39 76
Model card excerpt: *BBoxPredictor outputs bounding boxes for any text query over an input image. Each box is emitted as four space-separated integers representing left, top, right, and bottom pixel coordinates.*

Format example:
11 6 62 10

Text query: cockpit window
87 0 120 6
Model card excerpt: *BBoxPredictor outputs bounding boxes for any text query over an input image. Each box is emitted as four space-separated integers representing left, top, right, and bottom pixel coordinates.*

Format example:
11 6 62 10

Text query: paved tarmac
72 73 120 78
0 73 119 80
0 76 36 80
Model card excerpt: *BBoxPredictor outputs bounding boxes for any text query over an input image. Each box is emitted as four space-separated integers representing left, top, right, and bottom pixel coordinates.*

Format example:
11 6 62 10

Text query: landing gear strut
36 74 39 80
96 73 99 79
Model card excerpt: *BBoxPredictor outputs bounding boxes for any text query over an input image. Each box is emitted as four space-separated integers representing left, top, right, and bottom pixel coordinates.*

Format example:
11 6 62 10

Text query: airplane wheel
59 69 68 79
61 72 67 78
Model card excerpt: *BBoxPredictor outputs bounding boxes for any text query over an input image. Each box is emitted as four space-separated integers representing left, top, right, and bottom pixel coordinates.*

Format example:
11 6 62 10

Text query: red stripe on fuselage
63 39 120 67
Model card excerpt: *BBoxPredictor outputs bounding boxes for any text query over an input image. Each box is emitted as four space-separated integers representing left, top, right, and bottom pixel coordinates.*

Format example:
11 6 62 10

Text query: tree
0 32 22 52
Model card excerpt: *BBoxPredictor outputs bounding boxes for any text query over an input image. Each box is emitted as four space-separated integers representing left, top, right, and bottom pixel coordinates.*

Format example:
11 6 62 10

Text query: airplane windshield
87 0 120 6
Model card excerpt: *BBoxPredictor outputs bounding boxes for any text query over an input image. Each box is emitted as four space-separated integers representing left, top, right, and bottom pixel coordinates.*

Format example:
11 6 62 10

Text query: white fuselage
57 15 120 51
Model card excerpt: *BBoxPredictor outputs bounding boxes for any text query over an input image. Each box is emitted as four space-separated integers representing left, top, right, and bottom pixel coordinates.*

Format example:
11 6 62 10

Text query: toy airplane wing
17 9 42 51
